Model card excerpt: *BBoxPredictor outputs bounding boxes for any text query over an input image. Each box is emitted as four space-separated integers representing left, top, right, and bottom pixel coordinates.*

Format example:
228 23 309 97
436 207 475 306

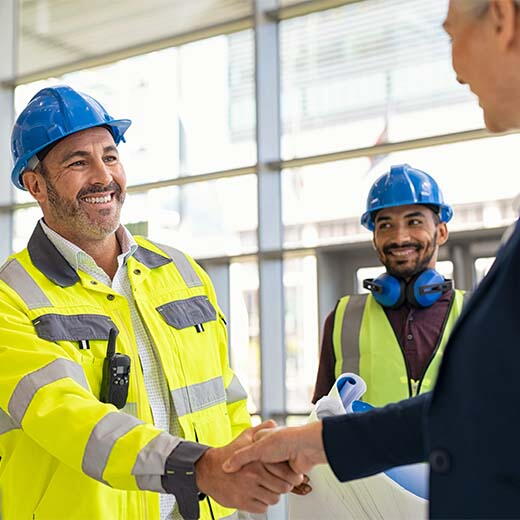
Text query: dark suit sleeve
322 392 430 482
312 310 337 404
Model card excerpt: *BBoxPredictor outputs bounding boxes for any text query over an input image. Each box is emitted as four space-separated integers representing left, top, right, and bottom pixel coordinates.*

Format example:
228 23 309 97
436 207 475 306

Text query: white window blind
16 0 252 80
280 0 483 158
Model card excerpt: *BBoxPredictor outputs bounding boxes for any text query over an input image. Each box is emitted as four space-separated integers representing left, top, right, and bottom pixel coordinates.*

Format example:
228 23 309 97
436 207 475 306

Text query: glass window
230 260 260 414
284 255 319 413
12 206 42 253
13 30 255 202
282 135 520 249
122 175 258 259
282 157 373 249
12 172 258 259
280 0 480 159
177 31 256 175
14 50 181 193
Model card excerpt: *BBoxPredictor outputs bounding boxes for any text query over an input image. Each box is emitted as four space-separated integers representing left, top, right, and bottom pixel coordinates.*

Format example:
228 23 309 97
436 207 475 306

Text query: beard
382 232 438 280
45 177 125 240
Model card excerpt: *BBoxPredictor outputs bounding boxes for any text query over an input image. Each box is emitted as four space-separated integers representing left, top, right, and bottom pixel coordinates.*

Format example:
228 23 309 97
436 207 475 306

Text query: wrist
306 421 327 465
194 446 217 494
162 441 209 519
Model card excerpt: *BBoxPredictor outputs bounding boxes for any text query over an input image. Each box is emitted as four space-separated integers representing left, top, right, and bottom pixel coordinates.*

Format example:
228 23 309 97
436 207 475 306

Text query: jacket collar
28 221 79 288
133 245 172 269
27 222 172 288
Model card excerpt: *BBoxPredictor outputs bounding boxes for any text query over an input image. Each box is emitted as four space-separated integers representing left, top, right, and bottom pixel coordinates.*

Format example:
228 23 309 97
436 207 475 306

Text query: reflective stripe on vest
171 376 226 417
339 294 367 375
147 241 203 288
132 431 181 492
8 358 89 425
82 412 144 485
0 258 51 309
225 375 248 404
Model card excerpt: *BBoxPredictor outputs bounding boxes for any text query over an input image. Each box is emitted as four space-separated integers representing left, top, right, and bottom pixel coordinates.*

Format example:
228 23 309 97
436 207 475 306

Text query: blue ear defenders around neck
363 269 453 309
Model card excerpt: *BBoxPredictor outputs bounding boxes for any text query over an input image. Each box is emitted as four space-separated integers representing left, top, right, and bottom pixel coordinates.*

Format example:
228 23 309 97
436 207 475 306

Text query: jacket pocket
32 313 118 342
156 296 216 329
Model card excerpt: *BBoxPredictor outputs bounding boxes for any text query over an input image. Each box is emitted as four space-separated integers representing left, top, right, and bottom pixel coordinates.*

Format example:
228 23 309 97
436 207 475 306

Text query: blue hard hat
11 85 132 190
361 164 453 231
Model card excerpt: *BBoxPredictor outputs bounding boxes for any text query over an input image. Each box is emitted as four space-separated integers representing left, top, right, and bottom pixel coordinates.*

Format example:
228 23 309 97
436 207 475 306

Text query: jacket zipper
416 292 455 395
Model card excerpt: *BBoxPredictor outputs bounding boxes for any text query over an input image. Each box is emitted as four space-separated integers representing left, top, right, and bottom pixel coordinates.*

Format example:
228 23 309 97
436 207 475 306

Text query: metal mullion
275 128 520 171
254 0 287 518
0 0 16 259
266 0 365 21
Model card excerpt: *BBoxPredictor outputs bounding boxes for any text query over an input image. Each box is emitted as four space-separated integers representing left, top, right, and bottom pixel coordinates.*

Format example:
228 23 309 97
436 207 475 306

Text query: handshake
194 420 327 514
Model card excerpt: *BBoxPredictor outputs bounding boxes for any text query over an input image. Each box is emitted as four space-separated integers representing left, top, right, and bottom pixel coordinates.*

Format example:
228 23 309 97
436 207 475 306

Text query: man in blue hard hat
224 1 520 518
313 164 467 408
0 85 302 520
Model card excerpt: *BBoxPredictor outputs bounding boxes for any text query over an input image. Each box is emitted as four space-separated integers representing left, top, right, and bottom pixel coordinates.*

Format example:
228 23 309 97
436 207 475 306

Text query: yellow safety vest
0 223 250 520
333 291 468 407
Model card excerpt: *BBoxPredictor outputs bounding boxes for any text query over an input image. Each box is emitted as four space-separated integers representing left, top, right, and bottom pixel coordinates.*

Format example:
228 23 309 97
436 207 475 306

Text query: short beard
43 171 124 240
384 232 438 280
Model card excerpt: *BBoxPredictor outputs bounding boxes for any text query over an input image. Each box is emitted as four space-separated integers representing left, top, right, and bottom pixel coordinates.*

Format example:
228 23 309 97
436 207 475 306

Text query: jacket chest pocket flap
156 295 216 329
32 313 118 342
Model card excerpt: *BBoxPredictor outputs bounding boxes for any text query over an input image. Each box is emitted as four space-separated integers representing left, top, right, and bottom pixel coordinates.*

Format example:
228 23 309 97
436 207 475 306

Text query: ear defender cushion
371 273 406 309
407 269 446 308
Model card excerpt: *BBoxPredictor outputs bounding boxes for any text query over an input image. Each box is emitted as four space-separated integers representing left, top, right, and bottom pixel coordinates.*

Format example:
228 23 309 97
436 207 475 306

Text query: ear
489 0 518 50
436 222 449 247
22 170 48 204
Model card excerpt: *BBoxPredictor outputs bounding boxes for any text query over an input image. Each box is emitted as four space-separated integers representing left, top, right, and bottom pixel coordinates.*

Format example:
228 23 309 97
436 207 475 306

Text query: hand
195 421 304 514
222 421 327 475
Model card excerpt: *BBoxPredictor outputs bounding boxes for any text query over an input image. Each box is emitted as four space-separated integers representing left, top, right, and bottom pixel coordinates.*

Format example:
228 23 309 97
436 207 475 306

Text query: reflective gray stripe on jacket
339 294 367 375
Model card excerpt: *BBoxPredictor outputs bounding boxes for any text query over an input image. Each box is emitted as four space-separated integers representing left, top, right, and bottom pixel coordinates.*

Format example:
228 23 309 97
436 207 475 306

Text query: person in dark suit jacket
223 1 520 517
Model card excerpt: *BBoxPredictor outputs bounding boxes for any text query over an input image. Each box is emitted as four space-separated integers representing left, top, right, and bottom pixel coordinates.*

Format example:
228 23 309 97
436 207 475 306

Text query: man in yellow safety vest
0 85 301 520
313 164 468 407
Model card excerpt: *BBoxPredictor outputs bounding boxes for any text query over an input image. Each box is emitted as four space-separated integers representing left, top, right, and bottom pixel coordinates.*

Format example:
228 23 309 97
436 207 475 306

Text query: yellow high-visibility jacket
333 291 467 406
0 223 250 520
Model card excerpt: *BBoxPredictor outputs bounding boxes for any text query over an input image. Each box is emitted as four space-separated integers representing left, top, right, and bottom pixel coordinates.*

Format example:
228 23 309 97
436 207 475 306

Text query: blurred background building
0 0 516 486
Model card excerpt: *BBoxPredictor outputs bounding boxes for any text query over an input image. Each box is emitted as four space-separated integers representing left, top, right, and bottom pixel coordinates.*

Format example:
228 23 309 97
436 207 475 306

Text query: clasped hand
195 420 309 514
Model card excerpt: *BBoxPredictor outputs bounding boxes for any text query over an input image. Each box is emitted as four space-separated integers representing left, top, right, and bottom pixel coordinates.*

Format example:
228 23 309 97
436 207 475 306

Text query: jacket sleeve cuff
161 440 210 520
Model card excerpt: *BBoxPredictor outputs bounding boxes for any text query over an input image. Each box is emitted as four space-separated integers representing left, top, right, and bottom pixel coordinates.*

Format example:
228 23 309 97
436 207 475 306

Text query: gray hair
458 0 520 18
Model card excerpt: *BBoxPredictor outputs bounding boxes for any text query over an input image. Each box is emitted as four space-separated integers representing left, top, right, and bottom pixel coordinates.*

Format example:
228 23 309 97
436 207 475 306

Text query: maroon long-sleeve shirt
312 290 453 404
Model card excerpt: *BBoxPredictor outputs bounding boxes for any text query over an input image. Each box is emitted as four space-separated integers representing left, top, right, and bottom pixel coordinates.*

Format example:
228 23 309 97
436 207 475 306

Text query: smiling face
373 204 449 280
444 0 520 132
23 127 126 244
